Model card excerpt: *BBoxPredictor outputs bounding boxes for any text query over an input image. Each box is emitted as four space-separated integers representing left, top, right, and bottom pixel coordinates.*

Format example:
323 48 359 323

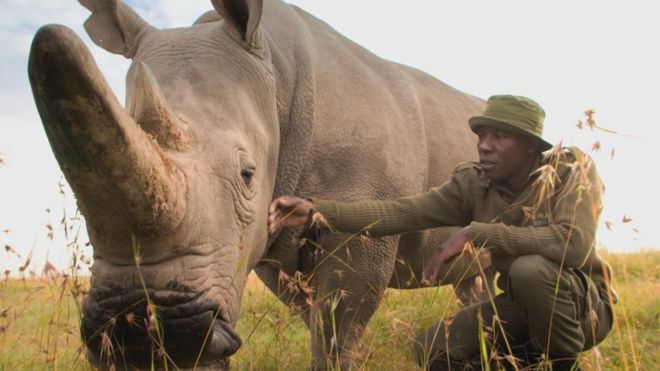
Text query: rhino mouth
82 287 241 369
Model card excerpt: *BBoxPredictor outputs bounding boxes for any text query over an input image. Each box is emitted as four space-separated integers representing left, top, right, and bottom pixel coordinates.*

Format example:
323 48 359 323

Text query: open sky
1 0 658 275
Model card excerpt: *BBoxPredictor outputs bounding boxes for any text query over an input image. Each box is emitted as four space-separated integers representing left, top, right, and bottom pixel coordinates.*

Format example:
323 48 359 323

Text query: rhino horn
127 62 193 151
28 25 186 238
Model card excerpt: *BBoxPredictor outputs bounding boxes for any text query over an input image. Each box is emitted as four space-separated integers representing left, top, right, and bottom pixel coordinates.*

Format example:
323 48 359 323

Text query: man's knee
508 255 586 358
508 255 556 292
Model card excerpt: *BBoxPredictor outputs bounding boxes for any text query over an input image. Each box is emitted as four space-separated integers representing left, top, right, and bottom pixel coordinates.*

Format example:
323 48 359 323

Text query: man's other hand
422 226 470 285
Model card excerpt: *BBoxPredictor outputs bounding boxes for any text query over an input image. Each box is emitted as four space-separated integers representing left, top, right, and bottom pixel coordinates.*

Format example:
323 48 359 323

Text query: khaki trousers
414 255 613 370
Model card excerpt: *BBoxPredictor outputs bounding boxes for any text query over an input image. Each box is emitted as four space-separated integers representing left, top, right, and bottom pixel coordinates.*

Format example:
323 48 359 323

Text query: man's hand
422 226 470 285
268 196 315 233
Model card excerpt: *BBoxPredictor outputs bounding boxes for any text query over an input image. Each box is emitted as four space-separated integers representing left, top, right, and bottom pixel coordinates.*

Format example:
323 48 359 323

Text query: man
268 95 615 370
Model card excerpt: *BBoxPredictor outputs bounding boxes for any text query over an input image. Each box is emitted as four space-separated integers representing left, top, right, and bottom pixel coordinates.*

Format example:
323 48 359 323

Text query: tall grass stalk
1 110 657 370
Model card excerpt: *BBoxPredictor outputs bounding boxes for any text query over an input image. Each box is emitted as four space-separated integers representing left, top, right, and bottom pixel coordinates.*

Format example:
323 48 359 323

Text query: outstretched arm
268 173 471 237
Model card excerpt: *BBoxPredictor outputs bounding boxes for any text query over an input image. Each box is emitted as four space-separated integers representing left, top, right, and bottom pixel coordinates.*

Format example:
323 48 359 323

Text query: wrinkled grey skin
28 0 485 369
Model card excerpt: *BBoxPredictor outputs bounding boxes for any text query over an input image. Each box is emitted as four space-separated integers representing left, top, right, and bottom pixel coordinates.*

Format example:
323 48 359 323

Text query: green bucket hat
469 95 553 151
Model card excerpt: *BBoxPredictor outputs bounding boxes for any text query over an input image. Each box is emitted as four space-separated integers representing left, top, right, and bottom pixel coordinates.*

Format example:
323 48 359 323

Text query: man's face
475 126 538 186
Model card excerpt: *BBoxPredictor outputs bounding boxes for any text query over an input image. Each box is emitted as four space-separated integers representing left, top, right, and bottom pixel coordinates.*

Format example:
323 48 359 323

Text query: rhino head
29 0 277 368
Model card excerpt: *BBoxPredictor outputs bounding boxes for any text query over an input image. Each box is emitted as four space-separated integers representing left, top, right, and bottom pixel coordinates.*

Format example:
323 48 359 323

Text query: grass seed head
605 220 614 231
100 330 114 358
591 141 602 152
585 109 597 130
310 210 329 229
532 163 560 206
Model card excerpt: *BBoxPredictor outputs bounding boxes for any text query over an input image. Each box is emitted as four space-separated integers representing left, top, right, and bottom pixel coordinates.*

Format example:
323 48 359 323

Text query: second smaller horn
127 62 193 151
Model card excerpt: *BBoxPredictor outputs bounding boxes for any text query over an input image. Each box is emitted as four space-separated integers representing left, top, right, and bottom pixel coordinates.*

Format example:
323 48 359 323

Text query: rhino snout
81 286 241 369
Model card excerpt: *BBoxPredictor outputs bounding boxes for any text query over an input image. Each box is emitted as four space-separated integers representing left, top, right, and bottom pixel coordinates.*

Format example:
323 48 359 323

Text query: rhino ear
79 0 153 58
211 0 263 48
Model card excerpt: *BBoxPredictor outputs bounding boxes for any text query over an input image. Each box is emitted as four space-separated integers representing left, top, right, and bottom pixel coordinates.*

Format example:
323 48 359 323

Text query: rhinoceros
28 0 488 369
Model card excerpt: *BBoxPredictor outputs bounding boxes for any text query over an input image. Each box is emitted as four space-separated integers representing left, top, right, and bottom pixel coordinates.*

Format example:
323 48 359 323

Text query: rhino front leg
253 263 314 328
307 234 398 370
253 227 319 330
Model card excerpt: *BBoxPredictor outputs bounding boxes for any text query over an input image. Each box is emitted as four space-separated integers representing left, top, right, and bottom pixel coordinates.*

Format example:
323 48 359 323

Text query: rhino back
262 1 482 201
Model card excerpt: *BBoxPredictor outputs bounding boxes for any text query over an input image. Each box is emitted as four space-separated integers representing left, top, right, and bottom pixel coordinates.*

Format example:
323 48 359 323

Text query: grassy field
0 250 658 370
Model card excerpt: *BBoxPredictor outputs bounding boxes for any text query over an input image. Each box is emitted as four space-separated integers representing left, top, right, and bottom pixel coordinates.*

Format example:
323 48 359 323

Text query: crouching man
268 95 616 370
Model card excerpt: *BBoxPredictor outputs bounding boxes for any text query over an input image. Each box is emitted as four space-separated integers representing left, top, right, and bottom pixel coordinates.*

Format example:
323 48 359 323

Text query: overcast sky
1 0 658 275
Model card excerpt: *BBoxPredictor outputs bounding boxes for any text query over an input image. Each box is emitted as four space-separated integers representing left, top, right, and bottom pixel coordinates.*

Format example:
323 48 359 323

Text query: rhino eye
241 166 255 186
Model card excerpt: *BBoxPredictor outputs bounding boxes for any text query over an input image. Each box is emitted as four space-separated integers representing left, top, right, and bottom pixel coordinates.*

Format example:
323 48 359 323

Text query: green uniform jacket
314 147 615 300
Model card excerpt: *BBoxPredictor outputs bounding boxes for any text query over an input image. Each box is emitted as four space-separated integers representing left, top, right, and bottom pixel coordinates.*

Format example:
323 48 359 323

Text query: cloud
123 0 210 28
1 1 87 103
157 1 211 27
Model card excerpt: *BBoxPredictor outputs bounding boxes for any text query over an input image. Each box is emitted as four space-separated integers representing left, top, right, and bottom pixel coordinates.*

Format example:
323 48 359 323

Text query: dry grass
1 250 657 370
0 277 91 370
2 110 657 369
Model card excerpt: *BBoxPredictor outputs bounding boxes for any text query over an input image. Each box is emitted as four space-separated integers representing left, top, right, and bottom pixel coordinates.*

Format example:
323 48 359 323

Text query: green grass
1 250 657 370
587 250 660 370
0 278 91 370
